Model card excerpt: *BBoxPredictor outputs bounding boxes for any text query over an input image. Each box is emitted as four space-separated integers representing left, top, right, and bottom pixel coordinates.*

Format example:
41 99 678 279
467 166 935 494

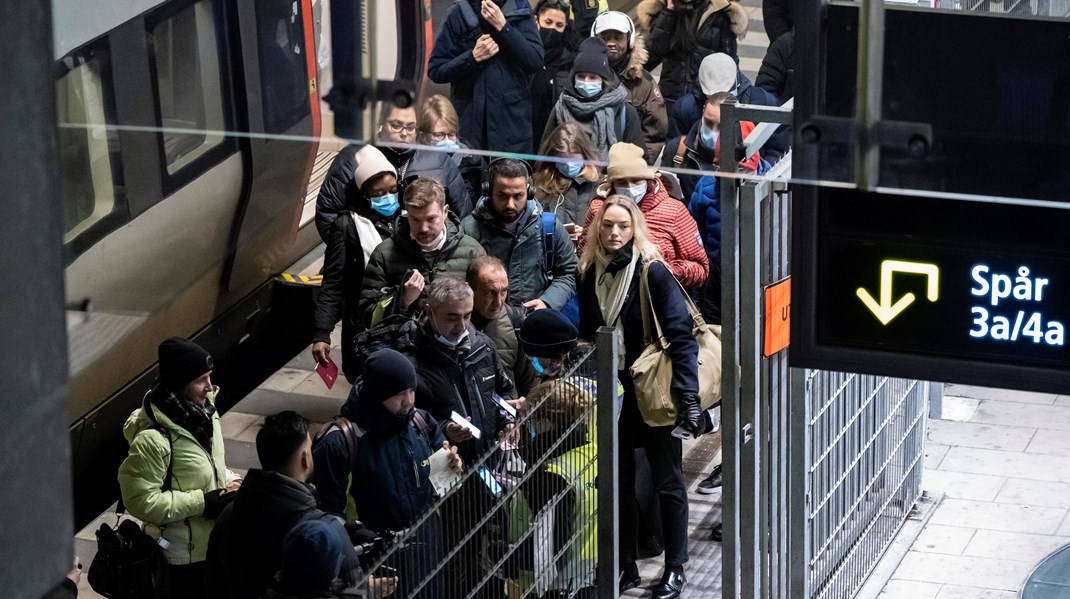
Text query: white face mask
614 181 648 203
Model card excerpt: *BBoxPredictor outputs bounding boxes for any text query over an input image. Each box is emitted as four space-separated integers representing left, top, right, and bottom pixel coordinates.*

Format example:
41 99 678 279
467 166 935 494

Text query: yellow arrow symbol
856 260 940 325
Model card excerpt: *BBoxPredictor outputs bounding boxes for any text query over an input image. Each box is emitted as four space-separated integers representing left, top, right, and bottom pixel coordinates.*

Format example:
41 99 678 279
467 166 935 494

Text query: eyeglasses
386 120 417 134
428 131 458 142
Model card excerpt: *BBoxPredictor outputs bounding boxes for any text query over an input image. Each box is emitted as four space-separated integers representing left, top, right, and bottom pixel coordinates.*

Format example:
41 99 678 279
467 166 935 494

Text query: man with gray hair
397 276 517 462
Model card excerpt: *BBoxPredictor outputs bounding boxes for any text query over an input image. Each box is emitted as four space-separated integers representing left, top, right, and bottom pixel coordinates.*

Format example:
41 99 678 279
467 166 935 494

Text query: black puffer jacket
638 0 750 103
315 144 472 241
756 30 794 103
205 470 359 599
397 320 515 463
312 206 399 383
531 27 578 146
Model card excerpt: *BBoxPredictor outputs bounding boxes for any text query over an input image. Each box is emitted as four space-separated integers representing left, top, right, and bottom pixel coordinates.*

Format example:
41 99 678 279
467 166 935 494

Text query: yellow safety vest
507 442 599 596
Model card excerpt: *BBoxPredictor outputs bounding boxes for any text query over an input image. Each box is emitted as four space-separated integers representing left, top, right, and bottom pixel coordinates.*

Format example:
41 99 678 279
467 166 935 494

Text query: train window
149 0 229 175
55 46 126 248
256 0 311 134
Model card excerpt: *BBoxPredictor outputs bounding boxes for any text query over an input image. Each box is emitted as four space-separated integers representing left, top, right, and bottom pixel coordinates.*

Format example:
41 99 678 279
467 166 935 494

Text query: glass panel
256 0 310 134
151 0 227 174
55 48 122 244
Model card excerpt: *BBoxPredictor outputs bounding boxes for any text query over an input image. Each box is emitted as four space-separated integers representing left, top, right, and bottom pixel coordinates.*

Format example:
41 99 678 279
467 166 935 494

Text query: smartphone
375 566 398 578
671 425 695 440
478 467 503 496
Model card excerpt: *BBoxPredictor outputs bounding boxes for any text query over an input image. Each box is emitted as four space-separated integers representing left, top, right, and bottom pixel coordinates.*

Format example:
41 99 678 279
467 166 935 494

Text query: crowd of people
111 0 796 598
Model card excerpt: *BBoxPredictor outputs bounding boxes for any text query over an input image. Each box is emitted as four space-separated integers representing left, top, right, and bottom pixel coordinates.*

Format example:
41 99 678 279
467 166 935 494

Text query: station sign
791 187 1070 393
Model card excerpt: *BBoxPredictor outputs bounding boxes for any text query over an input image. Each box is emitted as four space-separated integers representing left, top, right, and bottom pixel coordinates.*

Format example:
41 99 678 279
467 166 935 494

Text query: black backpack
89 425 173 599
343 314 416 383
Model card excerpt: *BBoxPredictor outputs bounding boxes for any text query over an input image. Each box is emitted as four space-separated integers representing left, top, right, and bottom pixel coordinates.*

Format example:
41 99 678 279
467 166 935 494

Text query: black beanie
361 349 418 404
519 310 579 359
158 337 213 389
570 36 615 82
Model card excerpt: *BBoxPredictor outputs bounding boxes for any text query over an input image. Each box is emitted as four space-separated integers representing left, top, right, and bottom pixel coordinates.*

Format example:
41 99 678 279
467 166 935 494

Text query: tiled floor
880 384 1070 599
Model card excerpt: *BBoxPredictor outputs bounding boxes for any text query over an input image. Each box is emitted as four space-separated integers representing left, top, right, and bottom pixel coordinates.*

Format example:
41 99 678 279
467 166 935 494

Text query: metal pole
596 326 620 599
720 103 742 599
0 2 74 599
854 0 886 189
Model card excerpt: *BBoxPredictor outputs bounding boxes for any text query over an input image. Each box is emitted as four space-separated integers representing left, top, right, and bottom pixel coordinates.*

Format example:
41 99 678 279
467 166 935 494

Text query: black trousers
170 561 207 599
618 375 690 570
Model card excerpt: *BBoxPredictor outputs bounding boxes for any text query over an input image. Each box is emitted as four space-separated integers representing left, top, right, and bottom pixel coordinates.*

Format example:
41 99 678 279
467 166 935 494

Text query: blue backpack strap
541 209 556 276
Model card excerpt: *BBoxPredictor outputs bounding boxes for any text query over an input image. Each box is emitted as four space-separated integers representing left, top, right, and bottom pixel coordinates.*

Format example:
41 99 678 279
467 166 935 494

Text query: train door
224 0 321 297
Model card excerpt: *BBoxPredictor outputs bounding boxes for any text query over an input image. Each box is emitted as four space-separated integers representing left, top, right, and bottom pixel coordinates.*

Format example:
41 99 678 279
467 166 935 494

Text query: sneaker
696 465 722 495
710 523 722 542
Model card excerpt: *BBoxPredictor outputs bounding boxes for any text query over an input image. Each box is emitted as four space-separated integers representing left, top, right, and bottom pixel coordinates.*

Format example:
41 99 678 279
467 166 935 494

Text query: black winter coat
576 258 698 394
428 0 543 154
397 321 515 463
756 30 794 103
640 0 749 103
762 0 793 43
312 208 399 383
205 470 359 599
531 28 576 147
315 144 472 241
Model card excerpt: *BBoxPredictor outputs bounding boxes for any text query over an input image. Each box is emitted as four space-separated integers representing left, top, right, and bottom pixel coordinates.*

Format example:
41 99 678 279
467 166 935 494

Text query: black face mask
540 27 565 64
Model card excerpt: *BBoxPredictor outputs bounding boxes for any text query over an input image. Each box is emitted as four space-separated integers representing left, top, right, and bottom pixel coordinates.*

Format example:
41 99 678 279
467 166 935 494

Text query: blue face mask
700 124 719 150
556 160 583 178
435 139 460 152
575 79 602 98
614 182 648 203
436 329 469 349
532 357 545 373
369 192 399 217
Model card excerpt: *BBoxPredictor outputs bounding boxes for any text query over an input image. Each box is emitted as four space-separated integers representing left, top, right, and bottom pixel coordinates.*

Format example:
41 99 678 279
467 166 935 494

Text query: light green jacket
117 388 231 564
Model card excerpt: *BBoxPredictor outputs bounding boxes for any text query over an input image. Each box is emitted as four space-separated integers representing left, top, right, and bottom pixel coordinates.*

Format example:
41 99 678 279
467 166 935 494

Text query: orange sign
763 277 791 357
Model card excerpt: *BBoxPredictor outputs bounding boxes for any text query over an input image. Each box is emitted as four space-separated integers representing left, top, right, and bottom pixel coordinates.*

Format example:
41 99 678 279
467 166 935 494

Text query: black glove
677 392 704 436
345 521 378 546
202 488 229 519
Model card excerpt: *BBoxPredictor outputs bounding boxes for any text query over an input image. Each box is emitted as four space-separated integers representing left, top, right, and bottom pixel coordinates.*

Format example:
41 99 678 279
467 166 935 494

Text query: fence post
596 327 620 599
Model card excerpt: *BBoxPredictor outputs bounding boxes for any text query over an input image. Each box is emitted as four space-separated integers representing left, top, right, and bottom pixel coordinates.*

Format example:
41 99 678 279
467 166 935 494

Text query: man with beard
593 11 668 165
315 104 472 242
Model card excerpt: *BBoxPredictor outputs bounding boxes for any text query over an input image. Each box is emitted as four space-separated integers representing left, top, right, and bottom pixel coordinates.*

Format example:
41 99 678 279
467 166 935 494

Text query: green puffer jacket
357 212 485 326
118 388 230 565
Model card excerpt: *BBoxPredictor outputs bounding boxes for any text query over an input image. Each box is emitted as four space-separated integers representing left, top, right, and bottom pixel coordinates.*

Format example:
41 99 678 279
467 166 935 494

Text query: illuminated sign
792 187 1070 393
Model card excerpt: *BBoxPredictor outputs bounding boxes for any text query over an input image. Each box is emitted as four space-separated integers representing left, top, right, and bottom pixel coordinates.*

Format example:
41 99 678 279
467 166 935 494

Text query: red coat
580 180 709 288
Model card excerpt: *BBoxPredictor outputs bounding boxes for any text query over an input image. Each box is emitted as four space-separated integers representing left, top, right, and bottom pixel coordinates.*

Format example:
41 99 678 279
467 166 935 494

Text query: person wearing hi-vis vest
497 380 598 599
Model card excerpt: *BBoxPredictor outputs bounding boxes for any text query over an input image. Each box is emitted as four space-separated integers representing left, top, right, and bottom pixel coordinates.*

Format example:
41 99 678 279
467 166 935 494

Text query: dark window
55 44 127 254
256 0 311 134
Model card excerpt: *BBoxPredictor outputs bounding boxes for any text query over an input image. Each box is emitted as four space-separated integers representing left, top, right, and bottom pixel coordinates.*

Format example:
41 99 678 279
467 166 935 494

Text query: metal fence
346 339 619 599
719 101 928 599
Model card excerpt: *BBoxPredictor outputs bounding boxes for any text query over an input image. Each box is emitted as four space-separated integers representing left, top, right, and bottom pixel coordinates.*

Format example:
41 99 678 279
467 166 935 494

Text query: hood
614 34 651 83
684 120 716 166
123 385 219 443
636 0 748 38
470 197 538 229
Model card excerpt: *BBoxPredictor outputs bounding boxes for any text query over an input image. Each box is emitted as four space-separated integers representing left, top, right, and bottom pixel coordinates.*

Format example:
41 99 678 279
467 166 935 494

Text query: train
54 0 430 526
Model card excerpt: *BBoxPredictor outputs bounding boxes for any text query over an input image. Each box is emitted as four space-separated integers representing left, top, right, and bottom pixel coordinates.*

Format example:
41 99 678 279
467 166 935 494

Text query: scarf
148 383 216 453
595 241 638 363
351 211 383 266
553 85 629 152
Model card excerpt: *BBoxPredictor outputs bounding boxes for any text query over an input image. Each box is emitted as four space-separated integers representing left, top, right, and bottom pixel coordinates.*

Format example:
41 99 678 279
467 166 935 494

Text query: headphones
481 157 535 198
591 11 636 49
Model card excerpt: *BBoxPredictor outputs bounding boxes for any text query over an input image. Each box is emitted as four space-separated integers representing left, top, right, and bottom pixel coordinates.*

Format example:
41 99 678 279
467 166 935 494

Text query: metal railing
718 102 929 599
347 332 620 599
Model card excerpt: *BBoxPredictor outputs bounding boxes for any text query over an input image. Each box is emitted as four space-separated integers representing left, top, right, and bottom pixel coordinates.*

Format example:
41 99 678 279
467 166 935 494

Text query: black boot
619 568 642 593
650 567 686 599
710 522 722 542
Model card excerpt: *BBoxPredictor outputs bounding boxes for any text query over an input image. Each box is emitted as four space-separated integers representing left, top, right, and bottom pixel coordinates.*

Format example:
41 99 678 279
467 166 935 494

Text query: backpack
540 210 580 327
89 426 173 599
344 314 416 383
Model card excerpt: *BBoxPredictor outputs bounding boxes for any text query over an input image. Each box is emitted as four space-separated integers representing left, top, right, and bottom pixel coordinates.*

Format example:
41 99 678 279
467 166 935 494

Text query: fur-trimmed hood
617 33 651 82
635 0 749 39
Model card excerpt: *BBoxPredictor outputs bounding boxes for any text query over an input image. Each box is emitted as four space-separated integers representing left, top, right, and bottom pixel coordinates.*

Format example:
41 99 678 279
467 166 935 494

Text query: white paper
427 448 461 497
450 410 482 440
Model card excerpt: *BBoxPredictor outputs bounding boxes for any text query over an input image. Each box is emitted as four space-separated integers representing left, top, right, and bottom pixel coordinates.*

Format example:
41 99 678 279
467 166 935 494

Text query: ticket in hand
450 411 482 440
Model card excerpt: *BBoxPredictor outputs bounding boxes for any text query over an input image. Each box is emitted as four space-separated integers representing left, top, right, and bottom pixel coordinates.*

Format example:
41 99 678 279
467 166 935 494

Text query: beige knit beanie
353 145 398 191
606 143 655 182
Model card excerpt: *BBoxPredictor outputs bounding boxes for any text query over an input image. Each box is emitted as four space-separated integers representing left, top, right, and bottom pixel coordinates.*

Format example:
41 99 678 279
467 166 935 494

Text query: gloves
677 392 704 436
202 488 229 519
345 520 378 546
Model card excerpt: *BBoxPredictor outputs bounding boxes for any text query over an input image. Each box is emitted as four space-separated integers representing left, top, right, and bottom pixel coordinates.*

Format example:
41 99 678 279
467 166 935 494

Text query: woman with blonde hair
533 123 602 229
416 94 483 201
575 196 701 598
